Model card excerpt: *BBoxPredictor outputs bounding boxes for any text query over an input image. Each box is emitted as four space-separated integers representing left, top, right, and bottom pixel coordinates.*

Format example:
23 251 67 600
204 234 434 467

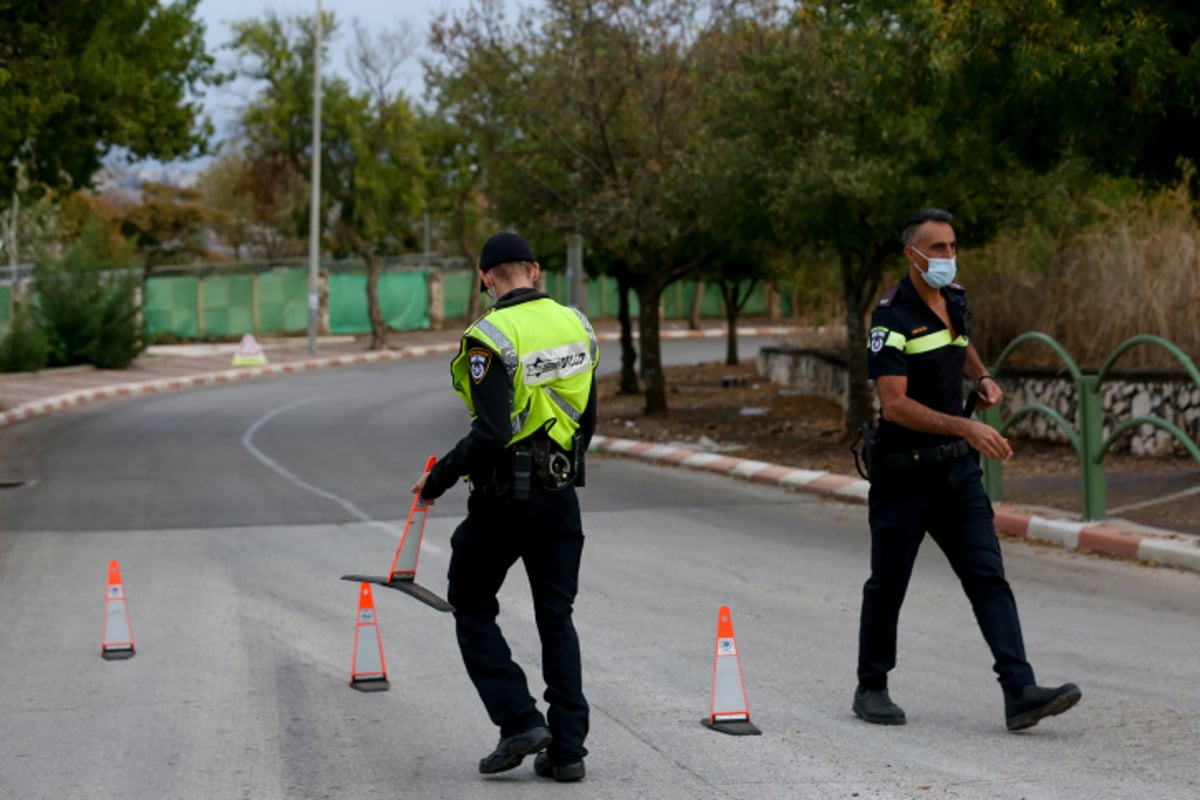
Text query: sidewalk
2 325 1198 575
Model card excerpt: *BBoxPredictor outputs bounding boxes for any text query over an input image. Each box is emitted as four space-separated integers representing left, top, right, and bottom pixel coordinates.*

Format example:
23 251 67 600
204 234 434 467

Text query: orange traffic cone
702 605 760 735
388 455 437 583
349 582 389 692
101 560 136 660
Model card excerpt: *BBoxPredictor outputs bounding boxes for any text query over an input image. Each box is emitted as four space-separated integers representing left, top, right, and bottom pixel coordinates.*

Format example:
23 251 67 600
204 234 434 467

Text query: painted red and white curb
590 435 1200 575
991 505 1200 573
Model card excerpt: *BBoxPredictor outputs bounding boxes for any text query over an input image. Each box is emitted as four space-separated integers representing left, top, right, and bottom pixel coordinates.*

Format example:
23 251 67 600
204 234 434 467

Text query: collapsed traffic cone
101 560 136 660
349 582 389 691
231 333 268 367
702 605 760 735
387 455 437 583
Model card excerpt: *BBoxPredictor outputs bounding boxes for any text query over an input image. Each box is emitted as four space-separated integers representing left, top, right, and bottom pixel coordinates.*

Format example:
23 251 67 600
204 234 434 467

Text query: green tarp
0 285 10 339
328 271 430 335
144 276 200 339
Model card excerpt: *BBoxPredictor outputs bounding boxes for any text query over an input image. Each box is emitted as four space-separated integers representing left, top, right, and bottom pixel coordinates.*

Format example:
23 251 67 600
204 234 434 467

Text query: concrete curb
590 435 1200 575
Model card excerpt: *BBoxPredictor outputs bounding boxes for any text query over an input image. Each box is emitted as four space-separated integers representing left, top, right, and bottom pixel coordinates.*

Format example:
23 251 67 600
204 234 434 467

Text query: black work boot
852 685 906 725
533 751 586 783
1005 683 1082 732
478 725 553 774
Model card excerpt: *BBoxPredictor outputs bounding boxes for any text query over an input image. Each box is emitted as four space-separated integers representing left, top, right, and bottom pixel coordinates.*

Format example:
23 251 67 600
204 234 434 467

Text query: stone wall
758 347 1200 456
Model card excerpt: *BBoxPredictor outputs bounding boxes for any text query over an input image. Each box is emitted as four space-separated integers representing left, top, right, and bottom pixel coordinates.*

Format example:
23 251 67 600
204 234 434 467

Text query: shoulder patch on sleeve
468 347 493 385
868 328 888 353
877 285 900 307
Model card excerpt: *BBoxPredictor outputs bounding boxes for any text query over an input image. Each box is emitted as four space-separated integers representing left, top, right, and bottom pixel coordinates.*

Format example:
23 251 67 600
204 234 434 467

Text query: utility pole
306 0 323 355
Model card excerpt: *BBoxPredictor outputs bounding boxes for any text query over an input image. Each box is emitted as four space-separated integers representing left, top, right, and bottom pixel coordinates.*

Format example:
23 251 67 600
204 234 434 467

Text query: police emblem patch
869 329 887 353
469 348 492 384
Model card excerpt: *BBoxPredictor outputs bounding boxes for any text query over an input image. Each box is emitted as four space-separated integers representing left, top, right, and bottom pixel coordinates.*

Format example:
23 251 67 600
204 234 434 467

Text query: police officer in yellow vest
411 232 598 783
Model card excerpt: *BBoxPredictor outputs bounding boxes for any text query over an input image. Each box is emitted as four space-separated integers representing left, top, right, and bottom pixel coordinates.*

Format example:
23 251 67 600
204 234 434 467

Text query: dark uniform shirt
867 274 972 452
422 287 598 500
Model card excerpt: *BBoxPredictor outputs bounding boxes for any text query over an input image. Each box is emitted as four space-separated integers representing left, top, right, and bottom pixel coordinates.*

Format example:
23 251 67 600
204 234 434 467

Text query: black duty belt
879 439 971 471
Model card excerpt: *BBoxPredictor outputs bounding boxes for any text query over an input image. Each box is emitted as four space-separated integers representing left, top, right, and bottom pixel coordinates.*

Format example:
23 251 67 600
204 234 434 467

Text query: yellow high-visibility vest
451 297 599 450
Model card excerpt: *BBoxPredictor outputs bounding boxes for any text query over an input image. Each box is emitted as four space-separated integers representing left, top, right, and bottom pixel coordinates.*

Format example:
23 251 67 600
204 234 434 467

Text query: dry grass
968 185 1200 370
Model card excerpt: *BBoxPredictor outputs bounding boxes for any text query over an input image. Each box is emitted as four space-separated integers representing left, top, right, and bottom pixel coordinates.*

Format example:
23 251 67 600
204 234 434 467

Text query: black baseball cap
479 232 535 272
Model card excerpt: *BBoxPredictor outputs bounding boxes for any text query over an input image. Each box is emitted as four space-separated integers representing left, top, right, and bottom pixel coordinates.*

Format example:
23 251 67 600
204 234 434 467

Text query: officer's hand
965 419 1012 462
410 473 436 507
976 376 1003 410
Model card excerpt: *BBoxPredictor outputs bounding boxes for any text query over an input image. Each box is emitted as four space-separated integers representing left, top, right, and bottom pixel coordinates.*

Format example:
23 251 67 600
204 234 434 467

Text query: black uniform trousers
446 481 589 764
857 453 1036 693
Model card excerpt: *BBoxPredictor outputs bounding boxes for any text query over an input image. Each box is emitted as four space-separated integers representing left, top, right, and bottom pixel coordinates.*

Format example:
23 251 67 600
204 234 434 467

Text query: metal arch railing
979 332 1200 521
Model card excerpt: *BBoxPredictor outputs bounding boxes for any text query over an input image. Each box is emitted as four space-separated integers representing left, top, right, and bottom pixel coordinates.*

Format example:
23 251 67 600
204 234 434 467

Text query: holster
572 433 586 488
512 444 533 501
851 422 879 482
530 438 575 491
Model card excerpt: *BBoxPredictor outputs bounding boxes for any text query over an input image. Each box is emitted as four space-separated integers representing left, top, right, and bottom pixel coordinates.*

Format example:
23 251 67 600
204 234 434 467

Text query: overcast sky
195 0 529 137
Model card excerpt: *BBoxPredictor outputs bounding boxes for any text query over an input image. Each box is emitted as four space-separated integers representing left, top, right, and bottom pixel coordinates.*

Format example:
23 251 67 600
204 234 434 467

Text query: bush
0 306 50 372
34 221 146 369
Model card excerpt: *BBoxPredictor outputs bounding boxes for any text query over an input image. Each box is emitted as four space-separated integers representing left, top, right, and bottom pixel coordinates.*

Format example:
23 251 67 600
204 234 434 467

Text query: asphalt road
0 339 1197 800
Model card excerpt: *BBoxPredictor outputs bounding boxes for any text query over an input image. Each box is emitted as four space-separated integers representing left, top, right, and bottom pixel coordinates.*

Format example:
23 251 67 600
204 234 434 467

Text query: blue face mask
911 247 956 288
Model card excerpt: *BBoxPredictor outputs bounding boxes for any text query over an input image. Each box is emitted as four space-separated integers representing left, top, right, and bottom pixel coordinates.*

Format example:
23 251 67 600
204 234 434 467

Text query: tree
0 0 220 202
195 146 257 260
905 0 1200 193
719 1 1039 432
417 112 494 324
428 0 732 414
228 12 427 348
120 183 215 272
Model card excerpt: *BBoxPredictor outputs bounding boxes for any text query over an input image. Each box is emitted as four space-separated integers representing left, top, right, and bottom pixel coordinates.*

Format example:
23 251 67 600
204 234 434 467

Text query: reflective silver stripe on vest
474 318 519 377
552 308 596 423
471 318 526 435
544 386 582 422
570 307 600 364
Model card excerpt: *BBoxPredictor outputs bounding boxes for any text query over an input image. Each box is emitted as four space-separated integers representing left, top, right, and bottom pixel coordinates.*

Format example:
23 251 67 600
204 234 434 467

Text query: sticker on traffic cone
231 333 268 367
101 560 136 660
702 605 760 735
387 455 437 582
349 582 389 692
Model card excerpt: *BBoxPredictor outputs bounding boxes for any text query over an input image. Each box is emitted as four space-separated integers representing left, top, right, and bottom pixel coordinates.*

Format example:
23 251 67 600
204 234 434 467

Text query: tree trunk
342 221 387 350
615 268 639 395
688 280 704 330
455 189 482 322
719 277 759 365
635 279 668 415
840 251 883 436
723 283 740 365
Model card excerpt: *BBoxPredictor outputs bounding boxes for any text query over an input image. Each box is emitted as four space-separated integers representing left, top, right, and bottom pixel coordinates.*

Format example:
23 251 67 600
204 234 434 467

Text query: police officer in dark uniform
411 232 597 781
853 208 1081 732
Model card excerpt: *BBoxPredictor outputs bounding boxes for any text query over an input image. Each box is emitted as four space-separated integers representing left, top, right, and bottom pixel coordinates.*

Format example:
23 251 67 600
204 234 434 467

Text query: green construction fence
139 266 770 341
0 285 10 339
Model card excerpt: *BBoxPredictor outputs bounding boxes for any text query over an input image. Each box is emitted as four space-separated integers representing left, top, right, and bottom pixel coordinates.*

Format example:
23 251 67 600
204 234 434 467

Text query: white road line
241 397 403 538
1108 482 1200 514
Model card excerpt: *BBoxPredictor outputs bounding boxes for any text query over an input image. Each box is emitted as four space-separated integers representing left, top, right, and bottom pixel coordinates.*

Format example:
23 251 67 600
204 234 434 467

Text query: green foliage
0 306 49 373
0 0 220 201
886 0 1200 190
34 221 145 369
428 0 745 411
